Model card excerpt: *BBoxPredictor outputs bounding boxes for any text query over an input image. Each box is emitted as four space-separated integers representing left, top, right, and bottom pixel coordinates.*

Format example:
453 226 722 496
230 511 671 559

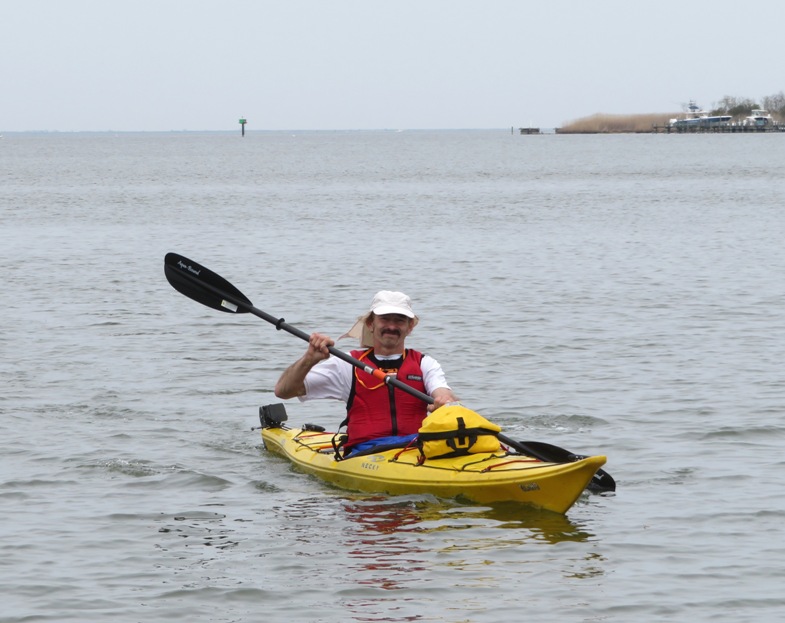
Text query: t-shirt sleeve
421 355 451 395
301 356 353 402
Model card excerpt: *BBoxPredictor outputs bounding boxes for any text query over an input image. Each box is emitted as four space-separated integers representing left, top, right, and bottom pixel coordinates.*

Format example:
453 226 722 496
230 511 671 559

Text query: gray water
2 130 784 622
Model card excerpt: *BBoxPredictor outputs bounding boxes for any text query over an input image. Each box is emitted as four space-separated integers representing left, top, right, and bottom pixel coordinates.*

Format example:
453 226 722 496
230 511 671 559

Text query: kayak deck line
282 427 602 474
287 427 571 473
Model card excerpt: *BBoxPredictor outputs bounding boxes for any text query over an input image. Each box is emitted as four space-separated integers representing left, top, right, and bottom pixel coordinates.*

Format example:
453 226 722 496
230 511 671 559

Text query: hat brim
371 304 415 318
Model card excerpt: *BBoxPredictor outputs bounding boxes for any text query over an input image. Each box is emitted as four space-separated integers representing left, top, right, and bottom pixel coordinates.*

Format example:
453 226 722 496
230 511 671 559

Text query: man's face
368 313 413 351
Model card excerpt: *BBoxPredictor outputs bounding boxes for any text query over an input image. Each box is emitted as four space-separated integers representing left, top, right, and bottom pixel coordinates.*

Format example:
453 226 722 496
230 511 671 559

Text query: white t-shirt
301 352 450 403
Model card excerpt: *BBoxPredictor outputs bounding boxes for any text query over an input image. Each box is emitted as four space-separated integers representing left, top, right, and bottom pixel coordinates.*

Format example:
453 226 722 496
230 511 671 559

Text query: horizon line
1 127 554 135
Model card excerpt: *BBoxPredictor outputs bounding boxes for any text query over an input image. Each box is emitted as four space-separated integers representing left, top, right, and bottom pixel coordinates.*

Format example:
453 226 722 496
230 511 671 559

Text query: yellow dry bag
417 404 502 459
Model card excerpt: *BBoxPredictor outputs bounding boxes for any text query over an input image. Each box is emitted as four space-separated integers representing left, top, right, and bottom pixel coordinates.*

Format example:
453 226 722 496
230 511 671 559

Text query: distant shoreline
555 111 784 134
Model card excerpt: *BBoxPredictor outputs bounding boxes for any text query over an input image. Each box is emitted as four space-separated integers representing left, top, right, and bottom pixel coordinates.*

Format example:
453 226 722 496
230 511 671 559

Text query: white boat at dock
669 101 732 128
743 109 774 127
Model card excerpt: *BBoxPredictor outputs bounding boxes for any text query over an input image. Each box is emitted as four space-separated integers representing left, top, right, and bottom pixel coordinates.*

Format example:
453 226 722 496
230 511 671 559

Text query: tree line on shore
557 91 784 134
709 92 785 118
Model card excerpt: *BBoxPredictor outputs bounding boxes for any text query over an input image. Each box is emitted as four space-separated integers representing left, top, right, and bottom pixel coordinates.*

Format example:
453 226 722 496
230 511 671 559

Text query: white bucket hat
340 290 419 347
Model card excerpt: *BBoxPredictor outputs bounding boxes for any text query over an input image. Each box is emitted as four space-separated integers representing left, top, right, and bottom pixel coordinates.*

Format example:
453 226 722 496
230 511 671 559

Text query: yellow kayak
261 421 606 515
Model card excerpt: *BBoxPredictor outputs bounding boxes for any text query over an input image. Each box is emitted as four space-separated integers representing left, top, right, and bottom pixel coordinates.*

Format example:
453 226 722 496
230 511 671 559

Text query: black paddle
164 252 616 493
501 439 616 493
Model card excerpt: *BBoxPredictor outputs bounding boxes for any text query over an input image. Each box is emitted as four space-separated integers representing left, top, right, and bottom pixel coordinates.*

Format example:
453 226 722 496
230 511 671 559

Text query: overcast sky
3 0 783 132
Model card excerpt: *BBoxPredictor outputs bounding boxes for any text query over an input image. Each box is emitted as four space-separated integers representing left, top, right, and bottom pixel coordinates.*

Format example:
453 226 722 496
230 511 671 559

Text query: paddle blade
164 252 253 314
520 440 617 493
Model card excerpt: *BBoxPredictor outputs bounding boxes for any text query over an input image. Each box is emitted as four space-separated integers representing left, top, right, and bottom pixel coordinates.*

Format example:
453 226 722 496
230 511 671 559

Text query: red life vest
344 348 428 448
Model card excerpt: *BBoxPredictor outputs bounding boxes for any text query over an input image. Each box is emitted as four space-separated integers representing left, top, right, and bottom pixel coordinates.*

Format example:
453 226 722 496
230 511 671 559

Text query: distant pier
518 127 541 135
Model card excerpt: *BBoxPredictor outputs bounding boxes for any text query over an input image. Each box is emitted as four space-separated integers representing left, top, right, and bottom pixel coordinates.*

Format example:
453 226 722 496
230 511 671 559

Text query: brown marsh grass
557 113 678 133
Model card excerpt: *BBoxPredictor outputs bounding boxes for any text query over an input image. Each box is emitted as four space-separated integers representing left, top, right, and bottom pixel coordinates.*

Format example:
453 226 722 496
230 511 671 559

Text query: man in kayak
274 290 457 454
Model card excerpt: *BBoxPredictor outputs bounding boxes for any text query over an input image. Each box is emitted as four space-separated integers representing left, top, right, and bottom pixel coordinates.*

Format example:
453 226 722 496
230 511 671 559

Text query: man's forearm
274 357 314 398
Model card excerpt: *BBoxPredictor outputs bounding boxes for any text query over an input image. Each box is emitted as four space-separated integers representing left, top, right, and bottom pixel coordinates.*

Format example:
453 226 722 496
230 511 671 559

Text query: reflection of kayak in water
340 496 596 544
260 408 606 515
